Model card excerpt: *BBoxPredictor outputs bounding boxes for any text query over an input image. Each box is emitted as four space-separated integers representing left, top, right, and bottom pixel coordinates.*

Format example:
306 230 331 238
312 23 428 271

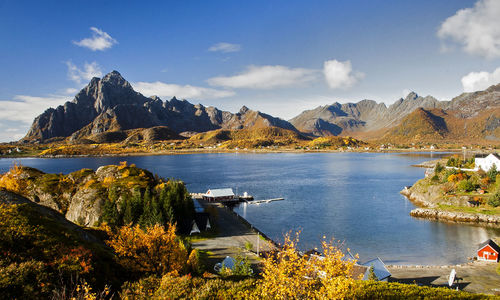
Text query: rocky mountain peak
239 105 250 114
404 91 419 101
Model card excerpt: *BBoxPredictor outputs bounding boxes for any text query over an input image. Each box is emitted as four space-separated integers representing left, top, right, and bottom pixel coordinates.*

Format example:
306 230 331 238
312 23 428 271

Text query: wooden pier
244 197 284 204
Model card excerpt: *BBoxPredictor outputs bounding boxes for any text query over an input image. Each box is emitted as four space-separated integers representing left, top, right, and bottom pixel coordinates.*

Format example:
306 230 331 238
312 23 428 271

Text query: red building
477 239 500 262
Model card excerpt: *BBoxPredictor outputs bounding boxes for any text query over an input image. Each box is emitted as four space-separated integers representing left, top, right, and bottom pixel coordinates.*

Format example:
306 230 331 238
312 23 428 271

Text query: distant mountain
290 85 500 142
289 92 443 136
21 71 297 143
20 70 500 144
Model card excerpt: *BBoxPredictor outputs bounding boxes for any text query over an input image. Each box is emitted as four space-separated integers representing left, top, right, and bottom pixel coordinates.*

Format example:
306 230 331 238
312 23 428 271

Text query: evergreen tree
101 198 120 226
488 165 498 182
139 188 154 228
368 265 377 281
122 195 134 225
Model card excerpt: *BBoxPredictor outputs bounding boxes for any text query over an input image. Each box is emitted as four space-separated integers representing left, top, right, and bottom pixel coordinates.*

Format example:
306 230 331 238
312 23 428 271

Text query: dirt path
388 261 500 295
192 202 277 271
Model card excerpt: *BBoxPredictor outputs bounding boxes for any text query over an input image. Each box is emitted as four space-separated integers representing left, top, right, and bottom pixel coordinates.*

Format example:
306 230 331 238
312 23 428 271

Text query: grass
437 204 500 215
184 228 219 242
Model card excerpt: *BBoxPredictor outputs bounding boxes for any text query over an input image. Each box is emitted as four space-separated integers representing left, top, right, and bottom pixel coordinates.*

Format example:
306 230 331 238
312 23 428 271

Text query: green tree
434 162 444 174
457 180 475 192
368 265 378 281
488 165 498 183
488 190 500 207
101 199 120 226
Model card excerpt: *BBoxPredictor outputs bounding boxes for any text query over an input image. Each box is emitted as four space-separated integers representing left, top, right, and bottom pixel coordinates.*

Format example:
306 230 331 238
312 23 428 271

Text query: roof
475 153 500 160
204 188 235 198
478 239 500 254
361 257 391 281
351 265 368 280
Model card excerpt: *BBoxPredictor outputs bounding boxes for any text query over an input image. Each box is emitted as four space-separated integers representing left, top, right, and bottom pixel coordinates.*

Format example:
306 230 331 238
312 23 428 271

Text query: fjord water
2 152 499 265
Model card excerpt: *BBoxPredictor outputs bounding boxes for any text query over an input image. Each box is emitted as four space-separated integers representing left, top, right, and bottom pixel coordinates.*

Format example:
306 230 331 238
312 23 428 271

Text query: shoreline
401 184 500 227
0 148 461 159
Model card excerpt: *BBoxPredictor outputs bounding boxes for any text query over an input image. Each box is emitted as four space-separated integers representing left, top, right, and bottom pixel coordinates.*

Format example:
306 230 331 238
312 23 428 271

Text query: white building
475 153 500 172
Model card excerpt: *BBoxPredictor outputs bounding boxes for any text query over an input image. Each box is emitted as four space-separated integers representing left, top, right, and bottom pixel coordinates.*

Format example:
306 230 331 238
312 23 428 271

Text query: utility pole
257 232 260 257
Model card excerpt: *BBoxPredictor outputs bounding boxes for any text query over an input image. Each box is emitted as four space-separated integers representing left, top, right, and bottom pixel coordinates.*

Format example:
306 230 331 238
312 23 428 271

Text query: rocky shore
410 208 500 226
401 187 500 226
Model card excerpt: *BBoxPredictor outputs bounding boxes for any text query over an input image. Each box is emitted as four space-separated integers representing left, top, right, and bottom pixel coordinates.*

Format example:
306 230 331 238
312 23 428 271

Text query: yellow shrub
102 176 115 187
118 161 128 170
83 179 97 189
0 164 27 194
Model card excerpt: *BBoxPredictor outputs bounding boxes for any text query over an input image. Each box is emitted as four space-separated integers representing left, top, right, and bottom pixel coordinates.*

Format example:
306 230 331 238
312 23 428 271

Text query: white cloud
133 81 235 100
323 59 364 89
66 61 102 84
73 27 117 51
438 0 500 58
64 88 78 94
461 67 500 92
0 95 68 124
207 65 317 89
208 42 241 53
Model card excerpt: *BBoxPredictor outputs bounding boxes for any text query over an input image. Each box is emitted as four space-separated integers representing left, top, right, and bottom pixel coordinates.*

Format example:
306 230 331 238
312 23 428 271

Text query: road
192 202 277 272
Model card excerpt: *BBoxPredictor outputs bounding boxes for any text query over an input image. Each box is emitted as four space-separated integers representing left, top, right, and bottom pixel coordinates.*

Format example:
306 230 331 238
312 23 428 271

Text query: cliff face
21 71 298 143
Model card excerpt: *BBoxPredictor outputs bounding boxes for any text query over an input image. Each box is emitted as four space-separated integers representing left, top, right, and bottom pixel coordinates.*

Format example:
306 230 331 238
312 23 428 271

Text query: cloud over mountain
207 65 317 89
438 0 500 58
73 27 117 51
66 61 102 84
133 81 235 99
323 59 364 89
461 67 500 92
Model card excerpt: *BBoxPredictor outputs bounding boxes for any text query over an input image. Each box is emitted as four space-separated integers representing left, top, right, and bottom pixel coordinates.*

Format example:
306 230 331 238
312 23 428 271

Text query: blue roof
361 257 391 281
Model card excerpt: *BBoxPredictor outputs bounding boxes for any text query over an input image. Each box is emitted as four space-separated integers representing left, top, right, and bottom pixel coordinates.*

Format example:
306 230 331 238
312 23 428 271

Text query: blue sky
1 0 500 141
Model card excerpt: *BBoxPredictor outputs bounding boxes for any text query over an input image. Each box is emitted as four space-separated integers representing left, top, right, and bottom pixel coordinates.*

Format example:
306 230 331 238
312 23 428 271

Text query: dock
244 197 284 204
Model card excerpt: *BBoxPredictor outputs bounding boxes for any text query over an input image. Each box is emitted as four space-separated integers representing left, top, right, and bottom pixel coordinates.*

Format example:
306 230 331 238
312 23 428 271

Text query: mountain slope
290 86 500 143
289 92 443 136
21 71 297 143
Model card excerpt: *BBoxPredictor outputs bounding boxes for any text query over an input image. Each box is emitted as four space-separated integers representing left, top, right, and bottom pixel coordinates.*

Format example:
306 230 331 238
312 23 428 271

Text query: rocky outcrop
21 71 297 143
410 208 500 226
402 176 500 226
0 190 102 243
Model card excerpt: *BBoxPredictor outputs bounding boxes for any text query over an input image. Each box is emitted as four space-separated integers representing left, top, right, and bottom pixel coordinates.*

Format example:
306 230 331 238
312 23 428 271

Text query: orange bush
0 164 28 194
106 223 188 275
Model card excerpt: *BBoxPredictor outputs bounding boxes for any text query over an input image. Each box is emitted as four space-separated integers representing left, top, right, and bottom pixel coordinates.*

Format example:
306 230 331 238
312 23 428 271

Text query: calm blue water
1 152 499 265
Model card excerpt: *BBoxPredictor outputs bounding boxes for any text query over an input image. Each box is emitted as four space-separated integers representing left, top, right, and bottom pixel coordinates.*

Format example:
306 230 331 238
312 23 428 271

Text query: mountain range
21 71 500 144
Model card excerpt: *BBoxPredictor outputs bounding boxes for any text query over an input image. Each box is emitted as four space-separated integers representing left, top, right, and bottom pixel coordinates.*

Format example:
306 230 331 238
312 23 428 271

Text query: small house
477 239 500 262
475 153 500 172
360 257 391 281
202 188 235 202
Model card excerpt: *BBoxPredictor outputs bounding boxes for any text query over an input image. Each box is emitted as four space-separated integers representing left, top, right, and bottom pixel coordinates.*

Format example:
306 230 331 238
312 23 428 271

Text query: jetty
244 197 284 204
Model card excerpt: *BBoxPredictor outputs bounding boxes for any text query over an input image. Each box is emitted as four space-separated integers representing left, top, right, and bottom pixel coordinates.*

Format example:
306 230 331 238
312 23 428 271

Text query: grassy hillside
0 191 122 298
381 107 500 145
187 126 311 149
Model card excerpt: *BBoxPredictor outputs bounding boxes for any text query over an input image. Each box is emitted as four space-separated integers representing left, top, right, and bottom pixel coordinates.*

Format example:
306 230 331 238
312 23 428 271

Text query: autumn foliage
0 164 28 194
105 223 188 276
256 231 356 299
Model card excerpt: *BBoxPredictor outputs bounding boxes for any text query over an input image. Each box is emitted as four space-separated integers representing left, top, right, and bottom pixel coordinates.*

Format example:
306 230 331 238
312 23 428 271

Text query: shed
202 188 235 202
477 239 500 262
360 257 391 281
